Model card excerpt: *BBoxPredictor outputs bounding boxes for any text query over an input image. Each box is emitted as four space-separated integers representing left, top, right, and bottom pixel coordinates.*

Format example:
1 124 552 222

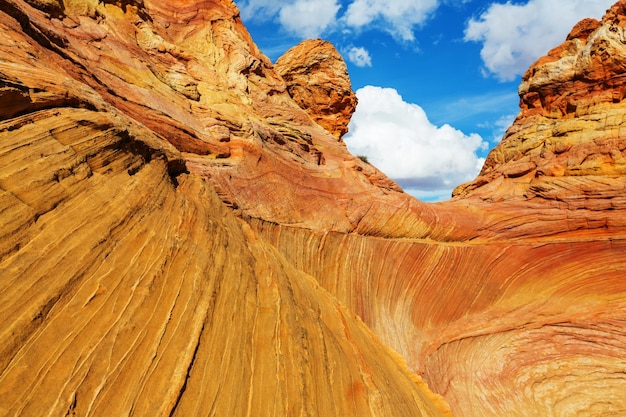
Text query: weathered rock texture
0 109 450 417
454 2 626 208
0 1 454 416
1 0 626 417
275 39 358 139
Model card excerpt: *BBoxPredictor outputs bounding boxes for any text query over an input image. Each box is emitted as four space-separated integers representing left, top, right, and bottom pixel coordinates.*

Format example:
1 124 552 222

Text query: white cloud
236 0 439 42
278 0 341 38
344 0 439 41
465 0 615 81
345 46 372 67
344 86 488 200
236 0 341 39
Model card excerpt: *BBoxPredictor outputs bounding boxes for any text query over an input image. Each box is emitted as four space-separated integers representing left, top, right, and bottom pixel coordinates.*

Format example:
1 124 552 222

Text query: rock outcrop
275 39 358 139
454 1 626 209
0 2 452 416
1 0 626 417
0 108 450 417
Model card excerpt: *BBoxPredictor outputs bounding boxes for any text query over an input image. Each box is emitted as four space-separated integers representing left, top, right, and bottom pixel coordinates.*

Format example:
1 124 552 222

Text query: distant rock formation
454 1 626 212
1 0 625 416
275 39 358 139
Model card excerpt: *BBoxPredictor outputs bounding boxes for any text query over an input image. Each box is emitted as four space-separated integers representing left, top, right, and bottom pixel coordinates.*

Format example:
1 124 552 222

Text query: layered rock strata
1 0 626 417
275 39 358 139
454 2 626 208
254 3 626 415
0 1 452 416
253 220 626 417
0 107 449 417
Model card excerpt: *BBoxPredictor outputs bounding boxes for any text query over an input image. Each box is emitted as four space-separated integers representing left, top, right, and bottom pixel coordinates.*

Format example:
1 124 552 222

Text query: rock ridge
454 1 626 210
1 1 626 417
275 39 358 139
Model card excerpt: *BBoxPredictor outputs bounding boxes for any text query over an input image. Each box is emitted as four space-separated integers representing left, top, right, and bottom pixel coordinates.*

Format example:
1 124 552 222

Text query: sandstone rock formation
0 1 452 416
275 39 358 139
1 0 625 416
454 1 626 206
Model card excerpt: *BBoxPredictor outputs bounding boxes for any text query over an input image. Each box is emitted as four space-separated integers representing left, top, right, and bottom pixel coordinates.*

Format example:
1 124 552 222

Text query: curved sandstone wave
251 220 626 417
0 90 449 417
0 1 452 416
1 0 626 416
248 2 626 415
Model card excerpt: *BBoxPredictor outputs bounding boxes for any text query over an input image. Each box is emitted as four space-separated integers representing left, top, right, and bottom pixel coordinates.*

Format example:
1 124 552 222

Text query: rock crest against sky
237 0 617 200
275 39 358 139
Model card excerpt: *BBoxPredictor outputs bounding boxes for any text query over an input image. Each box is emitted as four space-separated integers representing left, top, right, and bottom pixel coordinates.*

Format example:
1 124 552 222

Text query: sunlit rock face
275 39 358 139
0 1 452 416
454 1 626 210
254 222 626 417
251 3 626 417
1 0 626 417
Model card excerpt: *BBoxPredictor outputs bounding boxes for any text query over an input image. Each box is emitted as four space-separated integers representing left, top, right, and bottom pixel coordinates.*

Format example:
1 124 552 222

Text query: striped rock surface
1 0 626 416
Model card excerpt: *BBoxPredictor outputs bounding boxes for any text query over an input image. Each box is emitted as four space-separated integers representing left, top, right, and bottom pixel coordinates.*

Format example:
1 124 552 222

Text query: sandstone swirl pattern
1 0 626 417
0 1 451 416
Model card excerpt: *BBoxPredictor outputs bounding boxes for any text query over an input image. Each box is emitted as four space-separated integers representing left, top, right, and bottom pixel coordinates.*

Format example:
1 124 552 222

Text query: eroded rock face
0 108 451 417
0 1 450 416
253 221 626 417
275 39 358 139
1 0 626 417
454 1 626 210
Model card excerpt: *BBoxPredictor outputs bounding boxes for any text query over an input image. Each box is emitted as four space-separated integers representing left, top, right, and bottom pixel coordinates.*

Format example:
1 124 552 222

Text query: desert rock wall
1 0 626 416
0 87 449 417
0 1 452 415
250 220 626 417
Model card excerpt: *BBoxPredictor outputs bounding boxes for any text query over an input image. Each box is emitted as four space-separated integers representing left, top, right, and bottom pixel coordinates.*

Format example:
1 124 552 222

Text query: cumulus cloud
345 46 372 67
344 86 488 200
465 0 615 81
343 0 439 41
236 0 439 42
237 0 341 38
278 0 341 38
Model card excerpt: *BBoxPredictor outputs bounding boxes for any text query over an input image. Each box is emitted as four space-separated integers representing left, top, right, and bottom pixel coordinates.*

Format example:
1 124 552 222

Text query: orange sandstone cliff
0 1 625 417
275 39 358 139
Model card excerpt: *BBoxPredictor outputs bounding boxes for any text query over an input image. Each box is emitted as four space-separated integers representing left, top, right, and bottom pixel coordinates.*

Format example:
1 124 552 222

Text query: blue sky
234 0 616 201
